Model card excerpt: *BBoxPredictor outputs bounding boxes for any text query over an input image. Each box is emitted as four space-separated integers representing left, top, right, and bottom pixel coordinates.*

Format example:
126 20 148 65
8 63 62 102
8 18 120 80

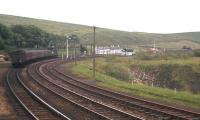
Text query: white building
96 47 110 55
96 45 135 56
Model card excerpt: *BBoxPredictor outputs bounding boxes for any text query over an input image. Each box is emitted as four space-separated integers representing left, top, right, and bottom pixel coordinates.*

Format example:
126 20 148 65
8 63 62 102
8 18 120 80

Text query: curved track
41 59 200 120
7 58 200 120
26 60 142 120
6 68 69 120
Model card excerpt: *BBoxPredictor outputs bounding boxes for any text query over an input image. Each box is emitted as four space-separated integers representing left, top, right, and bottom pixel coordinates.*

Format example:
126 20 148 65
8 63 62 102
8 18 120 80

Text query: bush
193 50 200 57
104 64 131 81
135 50 193 60
134 51 152 60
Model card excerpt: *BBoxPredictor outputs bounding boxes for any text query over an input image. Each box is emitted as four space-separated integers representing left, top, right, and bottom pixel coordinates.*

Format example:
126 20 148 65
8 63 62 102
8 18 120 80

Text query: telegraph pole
67 38 69 59
90 43 93 56
74 38 77 65
86 39 88 56
93 26 96 78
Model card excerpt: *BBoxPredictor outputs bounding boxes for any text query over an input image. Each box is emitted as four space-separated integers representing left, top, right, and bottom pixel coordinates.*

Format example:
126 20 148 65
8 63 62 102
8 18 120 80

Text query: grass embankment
68 57 200 109
131 56 200 92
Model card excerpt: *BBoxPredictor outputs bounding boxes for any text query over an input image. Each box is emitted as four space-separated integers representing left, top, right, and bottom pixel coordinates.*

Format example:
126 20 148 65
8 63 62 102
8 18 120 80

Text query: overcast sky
0 0 200 33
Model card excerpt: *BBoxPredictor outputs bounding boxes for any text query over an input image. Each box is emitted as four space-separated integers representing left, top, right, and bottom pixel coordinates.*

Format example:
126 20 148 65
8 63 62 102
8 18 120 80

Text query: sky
0 0 200 33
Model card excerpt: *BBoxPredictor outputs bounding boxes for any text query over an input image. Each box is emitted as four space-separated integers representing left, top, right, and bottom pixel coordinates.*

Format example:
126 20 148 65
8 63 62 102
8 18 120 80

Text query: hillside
1 14 200 49
174 32 200 43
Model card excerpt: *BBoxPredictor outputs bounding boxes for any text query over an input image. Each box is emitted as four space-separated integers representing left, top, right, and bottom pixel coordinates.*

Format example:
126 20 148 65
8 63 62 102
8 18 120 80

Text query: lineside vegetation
67 55 200 109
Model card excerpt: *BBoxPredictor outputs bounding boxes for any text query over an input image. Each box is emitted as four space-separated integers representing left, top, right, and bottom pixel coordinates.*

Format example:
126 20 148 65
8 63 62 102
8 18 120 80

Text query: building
96 45 135 56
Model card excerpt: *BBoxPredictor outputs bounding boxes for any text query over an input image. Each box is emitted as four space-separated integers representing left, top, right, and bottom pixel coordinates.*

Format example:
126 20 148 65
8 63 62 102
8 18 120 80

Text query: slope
1 14 200 49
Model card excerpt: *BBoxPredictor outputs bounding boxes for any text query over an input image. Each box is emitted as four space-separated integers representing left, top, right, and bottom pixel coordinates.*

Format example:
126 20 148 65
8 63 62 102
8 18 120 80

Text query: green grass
66 57 200 109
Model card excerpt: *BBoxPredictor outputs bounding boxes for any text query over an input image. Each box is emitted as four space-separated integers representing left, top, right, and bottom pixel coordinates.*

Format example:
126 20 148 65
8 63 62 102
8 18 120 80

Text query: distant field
1 14 200 49
65 57 200 109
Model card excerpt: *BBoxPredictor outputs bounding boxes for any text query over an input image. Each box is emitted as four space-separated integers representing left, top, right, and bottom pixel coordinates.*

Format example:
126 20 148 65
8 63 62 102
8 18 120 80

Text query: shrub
135 51 152 60
193 50 200 57
104 64 131 82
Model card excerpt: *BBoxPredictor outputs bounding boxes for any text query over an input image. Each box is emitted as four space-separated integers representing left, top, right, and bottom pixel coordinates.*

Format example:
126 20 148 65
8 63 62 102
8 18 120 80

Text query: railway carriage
10 49 57 67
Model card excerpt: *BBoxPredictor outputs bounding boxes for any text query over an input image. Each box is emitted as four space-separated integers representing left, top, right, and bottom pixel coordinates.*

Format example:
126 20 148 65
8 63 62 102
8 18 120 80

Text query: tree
0 24 67 51
0 23 13 40
11 25 53 48
0 37 5 50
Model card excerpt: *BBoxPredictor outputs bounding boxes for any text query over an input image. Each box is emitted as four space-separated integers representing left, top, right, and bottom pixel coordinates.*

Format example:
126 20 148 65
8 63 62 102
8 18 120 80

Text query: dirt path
0 62 18 120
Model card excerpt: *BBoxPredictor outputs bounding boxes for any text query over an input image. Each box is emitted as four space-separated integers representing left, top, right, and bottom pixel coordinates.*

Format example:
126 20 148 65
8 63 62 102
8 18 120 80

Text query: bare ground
0 62 18 120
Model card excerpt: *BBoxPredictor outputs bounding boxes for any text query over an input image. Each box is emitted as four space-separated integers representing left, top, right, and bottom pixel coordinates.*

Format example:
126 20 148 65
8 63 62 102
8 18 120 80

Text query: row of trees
0 23 66 51
0 23 90 56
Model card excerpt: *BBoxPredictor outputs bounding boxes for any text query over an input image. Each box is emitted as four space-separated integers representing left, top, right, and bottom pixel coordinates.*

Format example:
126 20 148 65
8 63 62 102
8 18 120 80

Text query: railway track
7 57 200 120
39 61 153 119
40 59 200 120
6 68 69 120
22 65 110 120
26 60 143 120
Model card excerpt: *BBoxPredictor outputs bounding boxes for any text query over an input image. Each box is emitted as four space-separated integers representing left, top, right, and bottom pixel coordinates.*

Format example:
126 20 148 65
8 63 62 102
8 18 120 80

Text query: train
10 49 57 67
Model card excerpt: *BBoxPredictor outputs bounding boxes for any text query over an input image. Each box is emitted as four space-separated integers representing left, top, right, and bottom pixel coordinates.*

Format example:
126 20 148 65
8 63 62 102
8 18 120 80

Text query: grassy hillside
0 14 92 36
174 32 200 43
1 14 200 49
